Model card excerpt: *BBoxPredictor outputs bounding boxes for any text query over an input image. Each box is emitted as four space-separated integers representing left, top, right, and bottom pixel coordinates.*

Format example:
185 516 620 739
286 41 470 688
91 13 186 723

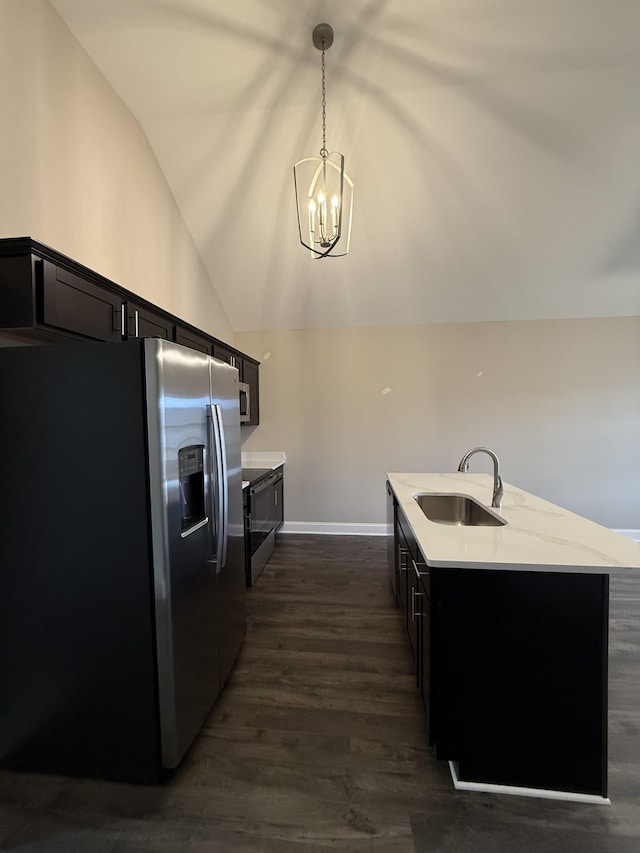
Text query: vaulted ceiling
49 0 640 331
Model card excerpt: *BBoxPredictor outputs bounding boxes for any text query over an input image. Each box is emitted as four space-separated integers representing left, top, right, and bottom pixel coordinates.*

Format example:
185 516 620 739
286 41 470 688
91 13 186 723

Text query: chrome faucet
457 447 503 508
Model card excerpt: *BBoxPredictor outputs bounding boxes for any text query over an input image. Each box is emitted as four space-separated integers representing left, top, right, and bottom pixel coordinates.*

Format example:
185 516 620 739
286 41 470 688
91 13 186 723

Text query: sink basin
414 493 507 527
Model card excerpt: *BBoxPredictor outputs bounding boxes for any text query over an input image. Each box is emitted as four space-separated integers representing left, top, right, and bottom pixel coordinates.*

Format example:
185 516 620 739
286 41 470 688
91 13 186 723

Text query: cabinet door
126 302 172 340
213 343 242 376
175 326 212 354
386 482 398 598
417 572 432 742
408 552 429 677
242 359 259 425
38 259 122 341
396 528 411 651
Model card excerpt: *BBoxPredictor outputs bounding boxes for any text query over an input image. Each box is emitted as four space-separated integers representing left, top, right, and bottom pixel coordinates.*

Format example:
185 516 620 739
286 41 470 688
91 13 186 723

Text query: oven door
248 472 276 584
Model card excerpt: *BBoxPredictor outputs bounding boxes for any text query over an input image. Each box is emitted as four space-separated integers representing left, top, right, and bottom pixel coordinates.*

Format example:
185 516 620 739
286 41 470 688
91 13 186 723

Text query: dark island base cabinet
432 568 608 796
387 483 609 799
389 491 432 741
0 238 260 423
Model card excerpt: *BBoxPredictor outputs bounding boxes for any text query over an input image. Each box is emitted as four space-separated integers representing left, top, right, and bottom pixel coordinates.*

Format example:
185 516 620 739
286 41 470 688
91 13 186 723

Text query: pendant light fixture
294 23 354 259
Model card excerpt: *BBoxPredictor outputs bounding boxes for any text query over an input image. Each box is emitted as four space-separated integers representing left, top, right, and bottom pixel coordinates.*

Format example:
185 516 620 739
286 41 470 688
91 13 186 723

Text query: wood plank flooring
0 534 639 851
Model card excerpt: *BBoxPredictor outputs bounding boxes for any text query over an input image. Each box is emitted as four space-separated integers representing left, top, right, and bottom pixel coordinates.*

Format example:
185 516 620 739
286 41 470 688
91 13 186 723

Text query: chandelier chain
320 46 328 159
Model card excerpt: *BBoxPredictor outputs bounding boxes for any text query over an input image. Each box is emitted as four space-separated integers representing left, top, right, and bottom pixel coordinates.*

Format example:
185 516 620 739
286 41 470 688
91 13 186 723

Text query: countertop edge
388 472 640 575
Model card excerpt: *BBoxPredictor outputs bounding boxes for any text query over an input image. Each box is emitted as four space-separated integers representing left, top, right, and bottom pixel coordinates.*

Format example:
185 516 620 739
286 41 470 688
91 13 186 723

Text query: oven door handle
250 472 276 496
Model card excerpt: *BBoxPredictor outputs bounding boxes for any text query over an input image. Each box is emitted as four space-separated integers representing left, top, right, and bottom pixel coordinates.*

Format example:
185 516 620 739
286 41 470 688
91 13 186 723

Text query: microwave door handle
208 403 228 570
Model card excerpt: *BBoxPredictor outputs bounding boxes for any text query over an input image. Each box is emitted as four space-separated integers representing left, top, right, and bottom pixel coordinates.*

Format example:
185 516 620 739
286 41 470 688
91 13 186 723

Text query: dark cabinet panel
38 259 123 341
126 302 172 340
386 481 398 598
417 572 431 741
175 326 212 355
0 253 37 330
397 509 419 658
213 343 240 375
431 567 608 795
0 238 259 421
395 503 430 733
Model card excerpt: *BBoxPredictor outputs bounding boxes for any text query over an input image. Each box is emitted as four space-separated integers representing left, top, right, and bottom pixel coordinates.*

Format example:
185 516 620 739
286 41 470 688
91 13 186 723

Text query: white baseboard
281 521 387 536
281 523 639 541
448 762 610 806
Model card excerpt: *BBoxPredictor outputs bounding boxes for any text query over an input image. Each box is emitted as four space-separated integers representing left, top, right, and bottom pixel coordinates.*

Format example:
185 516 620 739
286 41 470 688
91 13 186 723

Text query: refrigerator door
144 339 222 769
209 356 247 685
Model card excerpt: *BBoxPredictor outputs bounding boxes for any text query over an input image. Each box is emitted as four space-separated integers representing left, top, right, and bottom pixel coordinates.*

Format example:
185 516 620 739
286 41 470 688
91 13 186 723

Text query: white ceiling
49 0 640 332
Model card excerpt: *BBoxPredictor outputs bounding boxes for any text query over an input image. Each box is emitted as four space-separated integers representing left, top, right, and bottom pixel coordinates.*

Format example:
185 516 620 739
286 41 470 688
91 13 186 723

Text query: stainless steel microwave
239 381 250 423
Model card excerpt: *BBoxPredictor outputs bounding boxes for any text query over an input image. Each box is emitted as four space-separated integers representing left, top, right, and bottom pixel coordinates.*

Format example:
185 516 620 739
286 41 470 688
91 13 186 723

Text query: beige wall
0 0 232 342
238 317 640 530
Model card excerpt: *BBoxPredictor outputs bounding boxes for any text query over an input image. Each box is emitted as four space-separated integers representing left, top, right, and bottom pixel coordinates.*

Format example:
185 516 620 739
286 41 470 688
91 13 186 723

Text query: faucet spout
457 446 503 508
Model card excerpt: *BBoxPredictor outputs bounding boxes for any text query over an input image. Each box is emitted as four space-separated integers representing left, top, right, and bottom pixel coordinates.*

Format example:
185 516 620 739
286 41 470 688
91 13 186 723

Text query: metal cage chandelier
294 23 354 259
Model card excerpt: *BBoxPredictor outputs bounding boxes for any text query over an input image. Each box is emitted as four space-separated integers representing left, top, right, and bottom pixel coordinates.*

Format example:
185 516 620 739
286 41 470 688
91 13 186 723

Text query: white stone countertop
241 451 286 470
387 472 640 575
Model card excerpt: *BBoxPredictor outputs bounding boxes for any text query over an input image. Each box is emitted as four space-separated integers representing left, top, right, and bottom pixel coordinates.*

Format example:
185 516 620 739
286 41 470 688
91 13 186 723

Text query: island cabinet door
417 571 432 742
385 482 398 598
431 567 609 797
396 530 410 650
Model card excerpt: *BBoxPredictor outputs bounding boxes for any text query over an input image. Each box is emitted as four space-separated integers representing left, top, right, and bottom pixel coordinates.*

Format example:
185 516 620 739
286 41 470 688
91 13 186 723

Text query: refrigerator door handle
208 403 229 571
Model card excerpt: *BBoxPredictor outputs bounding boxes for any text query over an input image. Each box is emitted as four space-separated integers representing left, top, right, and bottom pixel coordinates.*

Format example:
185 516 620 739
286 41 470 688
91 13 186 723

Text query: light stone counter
241 451 286 470
387 472 640 575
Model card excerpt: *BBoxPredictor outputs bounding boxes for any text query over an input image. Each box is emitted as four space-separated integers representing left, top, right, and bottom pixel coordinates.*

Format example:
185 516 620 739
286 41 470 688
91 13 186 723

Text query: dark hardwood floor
0 534 639 852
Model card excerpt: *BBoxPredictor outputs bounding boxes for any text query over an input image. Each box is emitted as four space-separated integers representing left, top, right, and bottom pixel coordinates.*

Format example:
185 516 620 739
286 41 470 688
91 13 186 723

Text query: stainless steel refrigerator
0 338 246 782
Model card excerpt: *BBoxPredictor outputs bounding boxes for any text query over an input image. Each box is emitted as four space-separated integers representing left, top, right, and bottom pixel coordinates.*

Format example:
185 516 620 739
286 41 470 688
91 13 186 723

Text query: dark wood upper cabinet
38 260 123 341
174 325 212 355
126 301 173 340
0 237 259 422
0 246 122 342
213 342 242 377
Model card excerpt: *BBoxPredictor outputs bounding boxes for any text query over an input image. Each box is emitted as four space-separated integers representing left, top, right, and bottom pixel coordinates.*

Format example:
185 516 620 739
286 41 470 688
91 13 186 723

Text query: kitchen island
386 472 640 805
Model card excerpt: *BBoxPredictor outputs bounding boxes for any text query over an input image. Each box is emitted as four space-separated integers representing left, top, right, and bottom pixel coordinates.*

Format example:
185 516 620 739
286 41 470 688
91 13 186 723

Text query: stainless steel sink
414 493 507 527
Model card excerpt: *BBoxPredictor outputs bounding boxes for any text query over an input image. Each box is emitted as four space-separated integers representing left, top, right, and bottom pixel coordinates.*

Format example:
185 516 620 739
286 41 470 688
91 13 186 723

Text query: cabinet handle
121 304 125 337
135 310 139 338
412 588 424 622
411 559 424 621
399 547 408 572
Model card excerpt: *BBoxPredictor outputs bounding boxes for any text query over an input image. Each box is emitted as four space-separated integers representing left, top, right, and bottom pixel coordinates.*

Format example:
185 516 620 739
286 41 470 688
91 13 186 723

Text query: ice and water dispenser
178 445 206 535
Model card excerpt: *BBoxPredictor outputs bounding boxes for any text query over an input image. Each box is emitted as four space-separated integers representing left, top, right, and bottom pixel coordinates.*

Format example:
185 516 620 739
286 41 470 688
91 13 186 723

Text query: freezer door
145 339 222 769
209 357 247 686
